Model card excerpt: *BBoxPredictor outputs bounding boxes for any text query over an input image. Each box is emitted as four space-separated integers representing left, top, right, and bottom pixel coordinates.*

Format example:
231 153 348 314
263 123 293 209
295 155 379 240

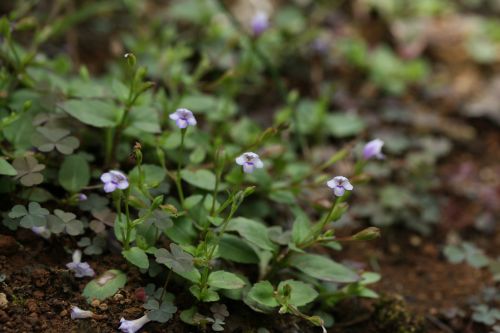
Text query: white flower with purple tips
235 152 263 173
327 176 353 197
100 170 129 193
251 11 269 36
169 108 197 129
70 306 95 319
66 250 95 278
363 138 384 160
119 314 151 333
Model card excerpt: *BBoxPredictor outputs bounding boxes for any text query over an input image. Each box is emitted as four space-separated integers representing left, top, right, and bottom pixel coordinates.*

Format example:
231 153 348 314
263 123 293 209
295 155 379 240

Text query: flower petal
243 163 256 173
103 183 116 193
343 182 353 191
235 155 245 165
100 172 112 183
117 180 129 190
176 118 188 129
333 187 345 197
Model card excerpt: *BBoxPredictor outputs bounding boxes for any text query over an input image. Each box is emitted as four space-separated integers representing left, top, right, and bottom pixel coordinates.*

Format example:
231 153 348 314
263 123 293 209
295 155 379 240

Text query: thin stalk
210 148 222 216
175 129 186 206
115 192 126 246
218 2 306 153
123 190 132 250
159 270 172 301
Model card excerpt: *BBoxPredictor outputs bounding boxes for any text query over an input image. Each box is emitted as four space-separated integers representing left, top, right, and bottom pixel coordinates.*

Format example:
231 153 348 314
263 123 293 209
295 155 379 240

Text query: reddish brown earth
0 226 493 333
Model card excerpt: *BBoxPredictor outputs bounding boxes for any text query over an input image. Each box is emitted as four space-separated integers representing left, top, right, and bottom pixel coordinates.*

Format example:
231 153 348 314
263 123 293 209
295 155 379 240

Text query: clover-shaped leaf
32 112 66 126
79 193 109 212
141 209 173 232
211 317 226 332
47 209 84 235
210 303 229 321
89 208 116 234
155 243 194 274
78 235 107 255
145 299 177 323
12 156 45 186
32 127 80 154
472 305 500 326
8 202 49 228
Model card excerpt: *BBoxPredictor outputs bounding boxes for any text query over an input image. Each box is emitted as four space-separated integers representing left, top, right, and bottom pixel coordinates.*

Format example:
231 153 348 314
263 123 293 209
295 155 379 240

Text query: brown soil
0 225 493 333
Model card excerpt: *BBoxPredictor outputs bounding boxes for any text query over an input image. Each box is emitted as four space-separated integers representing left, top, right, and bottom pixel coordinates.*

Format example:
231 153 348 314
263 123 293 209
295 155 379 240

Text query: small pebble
26 299 38 313
60 309 67 317
113 293 124 301
91 299 100 307
0 293 7 309
99 303 108 311
409 235 422 247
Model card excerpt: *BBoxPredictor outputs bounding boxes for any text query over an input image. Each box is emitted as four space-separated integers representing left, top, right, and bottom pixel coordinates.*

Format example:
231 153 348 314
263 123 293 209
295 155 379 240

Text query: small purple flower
235 152 264 173
169 108 197 129
78 193 88 201
363 138 384 160
70 306 95 319
119 314 151 333
66 250 95 278
251 11 269 36
100 170 129 193
327 176 354 197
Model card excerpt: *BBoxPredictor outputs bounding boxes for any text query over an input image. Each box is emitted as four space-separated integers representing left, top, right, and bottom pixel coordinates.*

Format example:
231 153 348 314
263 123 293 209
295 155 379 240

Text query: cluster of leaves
2 1 464 331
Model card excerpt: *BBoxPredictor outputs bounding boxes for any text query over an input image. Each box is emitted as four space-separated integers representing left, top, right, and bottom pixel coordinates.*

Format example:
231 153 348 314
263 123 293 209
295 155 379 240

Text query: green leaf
207 271 246 290
277 280 318 307
227 217 277 252
0 159 17 176
291 211 311 245
4 112 35 149
82 269 127 302
326 113 365 138
126 106 161 133
155 243 194 273
189 285 219 302
247 281 278 308
58 155 90 192
164 216 196 244
32 127 79 154
129 164 166 188
288 253 359 283
181 169 216 191
12 156 45 187
122 247 149 269
59 99 118 128
219 234 259 264
8 205 28 218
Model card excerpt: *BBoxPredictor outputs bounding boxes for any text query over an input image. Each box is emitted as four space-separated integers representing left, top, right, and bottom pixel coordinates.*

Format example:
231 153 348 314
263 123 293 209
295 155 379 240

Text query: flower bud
124 53 136 68
351 227 381 241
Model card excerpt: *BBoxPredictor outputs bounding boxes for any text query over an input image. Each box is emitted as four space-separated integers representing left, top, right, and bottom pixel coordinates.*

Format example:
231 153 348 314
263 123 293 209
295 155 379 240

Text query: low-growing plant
0 2 391 332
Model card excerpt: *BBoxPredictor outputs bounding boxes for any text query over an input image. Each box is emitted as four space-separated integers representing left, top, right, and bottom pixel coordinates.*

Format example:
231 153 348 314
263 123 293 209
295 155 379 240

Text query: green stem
319 197 340 231
210 149 222 216
159 270 172 301
123 189 132 250
104 128 113 167
218 2 305 153
263 198 341 280
175 129 186 206
199 195 240 294
115 192 126 246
